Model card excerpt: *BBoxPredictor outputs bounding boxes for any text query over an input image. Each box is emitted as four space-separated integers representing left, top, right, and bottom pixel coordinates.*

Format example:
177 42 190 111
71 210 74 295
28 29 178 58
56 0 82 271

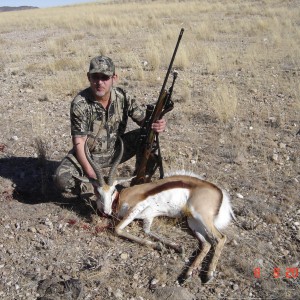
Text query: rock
153 287 196 300
280 248 289 256
120 252 128 260
37 278 82 299
28 227 37 233
279 142 286 149
234 153 247 164
236 193 244 199
150 278 159 289
11 135 19 141
36 224 49 235
232 239 238 246
113 288 123 299
44 218 53 230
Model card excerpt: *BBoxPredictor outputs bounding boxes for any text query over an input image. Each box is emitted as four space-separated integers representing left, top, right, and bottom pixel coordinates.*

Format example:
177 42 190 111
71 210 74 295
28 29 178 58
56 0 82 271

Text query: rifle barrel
132 28 184 185
158 28 184 103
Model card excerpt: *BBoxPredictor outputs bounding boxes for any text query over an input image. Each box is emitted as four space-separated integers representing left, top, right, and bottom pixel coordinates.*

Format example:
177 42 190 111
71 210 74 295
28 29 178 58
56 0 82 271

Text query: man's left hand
152 118 166 133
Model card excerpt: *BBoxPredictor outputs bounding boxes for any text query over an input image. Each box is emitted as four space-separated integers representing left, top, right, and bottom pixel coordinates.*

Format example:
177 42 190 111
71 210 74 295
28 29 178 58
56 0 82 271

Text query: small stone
36 224 48 235
11 136 18 141
151 278 159 286
291 261 299 268
268 117 277 123
232 239 238 246
120 253 128 260
44 218 53 230
279 142 286 149
280 248 289 256
28 227 37 233
113 289 123 299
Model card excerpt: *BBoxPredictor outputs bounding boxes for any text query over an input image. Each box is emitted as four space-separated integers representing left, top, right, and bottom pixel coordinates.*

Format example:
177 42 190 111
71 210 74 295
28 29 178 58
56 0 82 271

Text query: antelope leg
146 231 183 253
115 204 159 249
185 233 211 278
205 229 227 283
185 216 212 279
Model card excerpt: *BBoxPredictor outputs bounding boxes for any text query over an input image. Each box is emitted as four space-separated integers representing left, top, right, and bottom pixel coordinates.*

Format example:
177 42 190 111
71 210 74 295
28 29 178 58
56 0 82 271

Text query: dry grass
0 1 299 106
211 83 238 123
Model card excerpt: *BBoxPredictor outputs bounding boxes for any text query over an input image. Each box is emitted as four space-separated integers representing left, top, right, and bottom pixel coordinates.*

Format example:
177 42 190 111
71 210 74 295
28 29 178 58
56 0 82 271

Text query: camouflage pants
53 129 143 194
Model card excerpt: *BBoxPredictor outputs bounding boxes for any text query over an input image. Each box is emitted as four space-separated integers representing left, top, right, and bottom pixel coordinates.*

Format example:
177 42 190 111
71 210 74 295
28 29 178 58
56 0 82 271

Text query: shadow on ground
0 156 95 219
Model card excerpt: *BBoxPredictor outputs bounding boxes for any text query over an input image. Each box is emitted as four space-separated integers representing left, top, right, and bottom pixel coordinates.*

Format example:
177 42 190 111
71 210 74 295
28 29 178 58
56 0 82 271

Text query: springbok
79 137 234 283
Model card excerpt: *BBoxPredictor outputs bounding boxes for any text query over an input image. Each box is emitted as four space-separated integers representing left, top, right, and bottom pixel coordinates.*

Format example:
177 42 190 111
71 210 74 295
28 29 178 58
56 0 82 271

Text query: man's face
88 72 115 100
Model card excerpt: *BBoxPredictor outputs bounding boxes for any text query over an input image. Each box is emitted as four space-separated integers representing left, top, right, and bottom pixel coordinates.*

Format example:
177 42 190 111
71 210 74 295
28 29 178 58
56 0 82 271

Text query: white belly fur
128 188 190 220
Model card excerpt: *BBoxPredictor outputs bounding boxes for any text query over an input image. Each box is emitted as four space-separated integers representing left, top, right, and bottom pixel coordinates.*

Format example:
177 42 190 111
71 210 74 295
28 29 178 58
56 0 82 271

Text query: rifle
132 28 184 185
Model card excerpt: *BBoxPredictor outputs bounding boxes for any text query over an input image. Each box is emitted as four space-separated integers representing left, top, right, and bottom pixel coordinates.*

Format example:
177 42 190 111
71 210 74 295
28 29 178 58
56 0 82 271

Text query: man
54 55 166 194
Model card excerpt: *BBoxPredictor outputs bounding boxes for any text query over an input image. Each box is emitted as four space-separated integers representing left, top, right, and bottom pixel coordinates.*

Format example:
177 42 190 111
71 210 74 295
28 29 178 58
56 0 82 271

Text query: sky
0 0 97 8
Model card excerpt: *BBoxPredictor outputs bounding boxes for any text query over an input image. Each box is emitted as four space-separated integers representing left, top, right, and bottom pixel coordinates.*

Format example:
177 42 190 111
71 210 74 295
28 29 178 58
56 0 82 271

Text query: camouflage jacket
70 87 145 154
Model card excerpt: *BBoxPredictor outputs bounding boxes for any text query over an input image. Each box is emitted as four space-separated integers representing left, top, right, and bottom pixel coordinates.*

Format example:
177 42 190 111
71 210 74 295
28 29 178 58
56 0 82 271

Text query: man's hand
151 118 166 133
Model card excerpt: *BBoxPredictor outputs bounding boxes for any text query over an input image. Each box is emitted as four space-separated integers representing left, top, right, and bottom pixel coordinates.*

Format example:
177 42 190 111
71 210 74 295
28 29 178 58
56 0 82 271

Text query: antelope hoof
184 271 192 280
202 271 214 284
184 267 198 280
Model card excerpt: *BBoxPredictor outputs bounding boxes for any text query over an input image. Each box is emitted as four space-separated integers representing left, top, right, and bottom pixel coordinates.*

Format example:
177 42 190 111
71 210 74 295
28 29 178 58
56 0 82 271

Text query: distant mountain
0 6 38 12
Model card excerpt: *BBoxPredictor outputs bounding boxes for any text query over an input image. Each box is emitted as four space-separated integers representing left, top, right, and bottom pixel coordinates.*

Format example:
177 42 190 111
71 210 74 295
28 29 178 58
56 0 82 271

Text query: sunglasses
90 74 112 82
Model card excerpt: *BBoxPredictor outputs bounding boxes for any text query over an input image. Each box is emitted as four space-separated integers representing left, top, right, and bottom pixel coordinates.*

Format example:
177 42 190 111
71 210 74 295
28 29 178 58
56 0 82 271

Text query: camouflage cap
89 56 115 76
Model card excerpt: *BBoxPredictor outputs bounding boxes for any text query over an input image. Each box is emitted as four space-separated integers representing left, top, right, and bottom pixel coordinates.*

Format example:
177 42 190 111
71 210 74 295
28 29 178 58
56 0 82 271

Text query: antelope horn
84 137 105 187
107 136 124 186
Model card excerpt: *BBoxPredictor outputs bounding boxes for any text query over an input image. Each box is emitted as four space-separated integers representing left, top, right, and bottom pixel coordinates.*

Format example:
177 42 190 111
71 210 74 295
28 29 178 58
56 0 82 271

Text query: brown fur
118 175 223 215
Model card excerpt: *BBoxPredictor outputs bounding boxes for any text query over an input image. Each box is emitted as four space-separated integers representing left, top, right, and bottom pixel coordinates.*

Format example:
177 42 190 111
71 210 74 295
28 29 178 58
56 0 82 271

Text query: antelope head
84 136 125 215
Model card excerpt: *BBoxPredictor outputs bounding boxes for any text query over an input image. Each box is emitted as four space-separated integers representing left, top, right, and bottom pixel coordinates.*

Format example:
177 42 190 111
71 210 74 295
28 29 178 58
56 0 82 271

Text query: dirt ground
0 1 299 299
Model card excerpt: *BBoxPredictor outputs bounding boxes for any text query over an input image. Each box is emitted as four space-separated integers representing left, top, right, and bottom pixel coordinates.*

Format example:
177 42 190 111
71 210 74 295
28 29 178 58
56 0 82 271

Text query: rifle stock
132 28 184 185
